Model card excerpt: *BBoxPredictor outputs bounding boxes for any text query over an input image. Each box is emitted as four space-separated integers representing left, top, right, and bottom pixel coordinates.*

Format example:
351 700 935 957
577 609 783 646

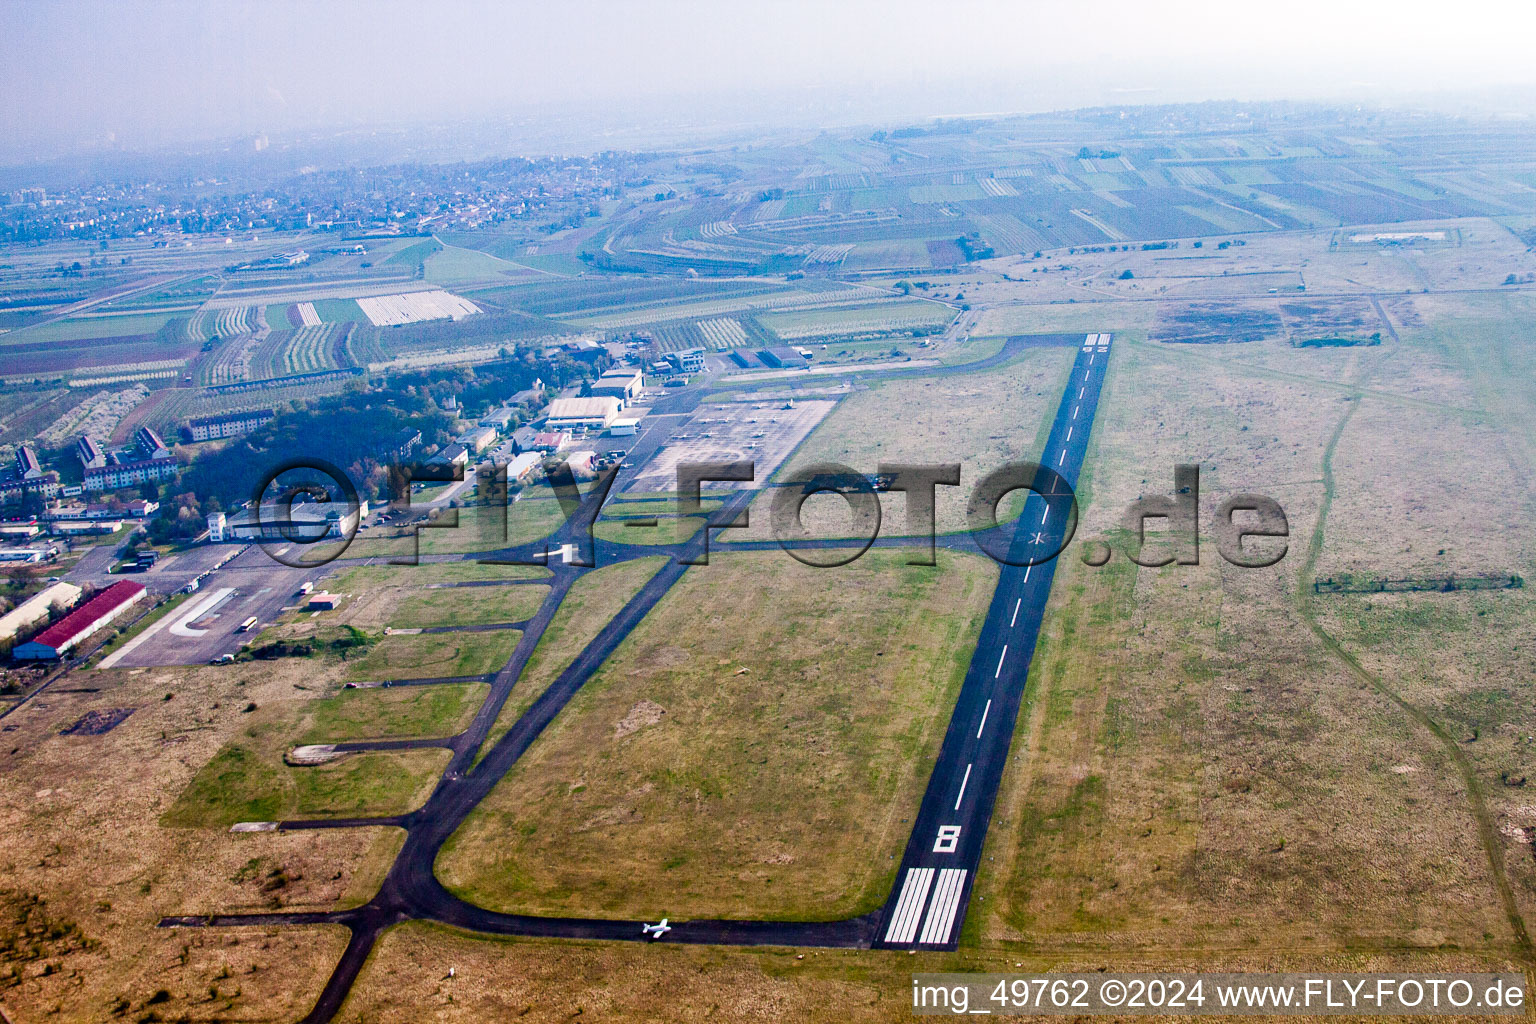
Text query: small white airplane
641 919 671 939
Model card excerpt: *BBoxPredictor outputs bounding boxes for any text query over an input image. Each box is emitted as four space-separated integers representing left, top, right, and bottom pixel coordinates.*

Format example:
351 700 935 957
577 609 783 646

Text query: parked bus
237 616 258 633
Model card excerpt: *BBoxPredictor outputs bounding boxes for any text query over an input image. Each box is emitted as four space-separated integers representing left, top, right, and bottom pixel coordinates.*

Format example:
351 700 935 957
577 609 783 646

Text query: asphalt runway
873 332 1113 949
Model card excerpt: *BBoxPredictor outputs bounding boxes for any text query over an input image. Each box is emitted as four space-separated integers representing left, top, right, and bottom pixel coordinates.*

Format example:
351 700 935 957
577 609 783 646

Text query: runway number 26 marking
933 825 962 853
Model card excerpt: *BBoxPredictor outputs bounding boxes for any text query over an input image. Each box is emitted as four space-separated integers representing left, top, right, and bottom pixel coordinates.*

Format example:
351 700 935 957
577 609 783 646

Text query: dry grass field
730 345 1073 542
0 659 379 1020
967 290 1536 964
437 549 997 921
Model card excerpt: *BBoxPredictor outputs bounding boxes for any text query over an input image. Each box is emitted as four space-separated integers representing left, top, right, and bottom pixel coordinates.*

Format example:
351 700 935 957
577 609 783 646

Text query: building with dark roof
80 426 178 493
759 346 808 369
1 445 59 502
76 435 106 470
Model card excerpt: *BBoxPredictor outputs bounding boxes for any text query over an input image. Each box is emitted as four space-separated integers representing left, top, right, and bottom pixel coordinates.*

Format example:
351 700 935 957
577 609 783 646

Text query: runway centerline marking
954 763 973 810
1073 405 1078 419
1041 505 1049 525
977 700 991 737
994 645 1008 678
1010 599 1020 627
1023 564 1031 583
1066 425 1073 441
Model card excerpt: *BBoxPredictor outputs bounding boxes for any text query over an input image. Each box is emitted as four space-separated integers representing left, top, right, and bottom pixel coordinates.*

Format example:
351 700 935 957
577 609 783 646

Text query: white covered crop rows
213 306 251 338
281 324 337 374
803 244 855 265
699 220 737 238
356 289 481 327
697 317 748 350
296 302 322 327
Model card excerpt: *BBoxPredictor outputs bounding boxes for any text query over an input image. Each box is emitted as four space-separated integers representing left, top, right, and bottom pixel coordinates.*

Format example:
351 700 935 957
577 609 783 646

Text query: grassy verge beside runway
320 581 548 631
325 562 550 589
437 548 996 921
591 515 705 546
474 556 668 760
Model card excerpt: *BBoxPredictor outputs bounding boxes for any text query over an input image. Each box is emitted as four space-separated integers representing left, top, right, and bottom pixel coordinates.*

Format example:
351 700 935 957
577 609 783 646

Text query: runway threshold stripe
954 763 972 809
977 699 991 737
919 869 968 945
885 867 935 943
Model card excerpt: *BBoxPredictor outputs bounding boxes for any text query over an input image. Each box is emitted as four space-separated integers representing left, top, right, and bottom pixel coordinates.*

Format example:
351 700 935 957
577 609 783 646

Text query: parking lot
624 399 835 494
100 557 319 668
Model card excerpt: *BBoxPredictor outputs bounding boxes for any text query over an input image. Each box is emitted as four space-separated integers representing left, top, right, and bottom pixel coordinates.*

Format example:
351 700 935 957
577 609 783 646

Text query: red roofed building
13 581 145 660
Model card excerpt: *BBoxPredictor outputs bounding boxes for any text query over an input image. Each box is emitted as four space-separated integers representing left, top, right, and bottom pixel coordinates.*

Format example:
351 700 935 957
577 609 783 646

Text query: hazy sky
4 0 1535 163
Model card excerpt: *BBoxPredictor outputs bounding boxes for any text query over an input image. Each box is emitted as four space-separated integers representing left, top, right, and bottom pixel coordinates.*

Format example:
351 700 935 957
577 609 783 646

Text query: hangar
546 397 620 433
13 581 145 660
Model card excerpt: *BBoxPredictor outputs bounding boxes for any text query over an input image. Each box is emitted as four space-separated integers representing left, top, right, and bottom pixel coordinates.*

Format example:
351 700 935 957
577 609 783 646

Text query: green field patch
388 585 547 627
313 297 364 324
265 303 299 329
425 242 518 284
343 630 520 681
4 311 174 344
300 682 488 743
162 707 449 828
592 515 704 546
326 562 550 590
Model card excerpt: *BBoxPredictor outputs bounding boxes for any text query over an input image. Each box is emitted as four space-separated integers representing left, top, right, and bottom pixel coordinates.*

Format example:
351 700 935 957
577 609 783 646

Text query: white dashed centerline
1041 505 1050 525
1066 425 1073 441
954 763 973 810
1023 564 1032 583
1010 599 1020 627
977 699 991 737
995 645 1008 677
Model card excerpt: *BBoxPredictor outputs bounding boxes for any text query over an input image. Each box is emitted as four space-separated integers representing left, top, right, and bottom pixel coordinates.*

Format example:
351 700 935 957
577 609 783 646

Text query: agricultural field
355 289 482 326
